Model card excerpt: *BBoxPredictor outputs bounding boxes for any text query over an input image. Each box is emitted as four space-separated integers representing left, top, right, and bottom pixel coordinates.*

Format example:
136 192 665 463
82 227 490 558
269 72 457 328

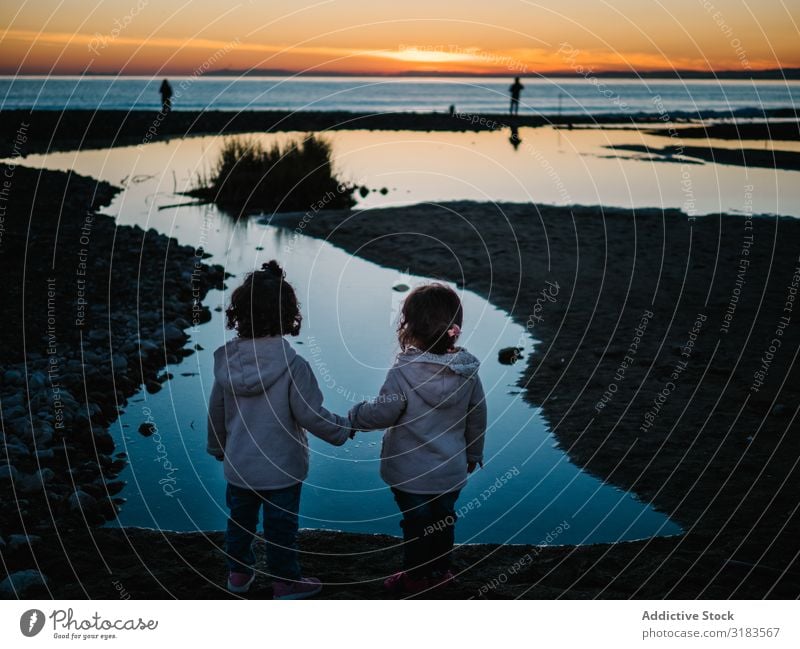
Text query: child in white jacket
350 283 487 594
207 260 350 598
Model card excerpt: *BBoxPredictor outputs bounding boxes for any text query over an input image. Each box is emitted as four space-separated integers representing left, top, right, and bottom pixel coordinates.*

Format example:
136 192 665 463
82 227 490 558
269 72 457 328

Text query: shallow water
21 124 799 218
14 130 696 544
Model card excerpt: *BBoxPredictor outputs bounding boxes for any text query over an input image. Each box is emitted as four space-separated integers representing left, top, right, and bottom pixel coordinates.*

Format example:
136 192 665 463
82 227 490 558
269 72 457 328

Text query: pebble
7 534 42 552
28 371 46 390
68 490 98 512
0 464 19 483
160 323 187 347
0 570 49 598
17 468 55 493
3 369 23 385
112 354 129 371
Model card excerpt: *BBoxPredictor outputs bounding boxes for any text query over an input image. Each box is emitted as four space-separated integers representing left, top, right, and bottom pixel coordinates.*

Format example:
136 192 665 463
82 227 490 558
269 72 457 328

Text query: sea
1 75 798 116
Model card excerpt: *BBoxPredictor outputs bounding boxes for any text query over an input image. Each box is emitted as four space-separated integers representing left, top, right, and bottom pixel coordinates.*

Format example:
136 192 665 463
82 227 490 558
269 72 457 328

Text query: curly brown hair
225 260 302 338
397 283 463 355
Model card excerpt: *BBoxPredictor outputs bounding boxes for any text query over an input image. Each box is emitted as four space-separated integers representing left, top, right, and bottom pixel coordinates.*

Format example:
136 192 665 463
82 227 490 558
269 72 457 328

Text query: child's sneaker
383 571 430 595
272 577 322 600
227 571 255 593
430 570 456 588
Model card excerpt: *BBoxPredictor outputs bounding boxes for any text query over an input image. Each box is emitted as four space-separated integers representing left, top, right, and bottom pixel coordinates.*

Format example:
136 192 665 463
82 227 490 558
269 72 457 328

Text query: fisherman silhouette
509 76 524 115
159 79 173 113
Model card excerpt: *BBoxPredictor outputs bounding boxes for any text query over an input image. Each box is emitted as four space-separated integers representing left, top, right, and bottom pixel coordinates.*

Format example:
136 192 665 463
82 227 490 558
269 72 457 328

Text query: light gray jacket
349 348 487 494
207 336 350 490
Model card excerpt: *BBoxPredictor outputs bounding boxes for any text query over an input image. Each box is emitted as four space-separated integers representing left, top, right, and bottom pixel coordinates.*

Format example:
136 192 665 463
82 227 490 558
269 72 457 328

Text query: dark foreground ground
28 527 799 599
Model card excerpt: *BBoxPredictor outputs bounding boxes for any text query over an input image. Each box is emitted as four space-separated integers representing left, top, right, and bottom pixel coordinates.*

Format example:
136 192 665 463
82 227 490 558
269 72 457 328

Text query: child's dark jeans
391 487 461 579
225 482 302 581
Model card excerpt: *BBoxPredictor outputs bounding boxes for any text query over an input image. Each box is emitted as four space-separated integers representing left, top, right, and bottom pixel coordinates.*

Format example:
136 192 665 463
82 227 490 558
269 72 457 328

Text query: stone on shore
0 570 49 598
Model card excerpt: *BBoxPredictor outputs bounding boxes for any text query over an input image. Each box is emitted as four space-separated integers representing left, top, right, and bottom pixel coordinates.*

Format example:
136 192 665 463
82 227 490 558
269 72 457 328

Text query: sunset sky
0 0 797 76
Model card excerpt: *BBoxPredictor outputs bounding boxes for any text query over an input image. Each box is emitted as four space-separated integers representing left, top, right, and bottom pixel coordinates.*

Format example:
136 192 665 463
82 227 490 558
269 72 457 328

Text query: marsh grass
190 134 356 215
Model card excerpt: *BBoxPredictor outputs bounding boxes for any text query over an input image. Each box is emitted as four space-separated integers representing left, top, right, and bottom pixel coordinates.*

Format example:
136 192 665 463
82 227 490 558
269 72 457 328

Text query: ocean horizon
2 74 798 115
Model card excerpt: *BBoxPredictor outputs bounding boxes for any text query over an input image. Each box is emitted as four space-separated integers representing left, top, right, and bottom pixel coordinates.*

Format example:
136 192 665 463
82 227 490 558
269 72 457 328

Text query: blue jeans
225 482 302 581
391 488 461 579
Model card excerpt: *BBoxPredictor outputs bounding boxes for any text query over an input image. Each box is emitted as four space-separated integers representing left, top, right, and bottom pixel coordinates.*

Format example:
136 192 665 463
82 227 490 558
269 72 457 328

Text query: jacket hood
395 347 481 408
214 336 297 396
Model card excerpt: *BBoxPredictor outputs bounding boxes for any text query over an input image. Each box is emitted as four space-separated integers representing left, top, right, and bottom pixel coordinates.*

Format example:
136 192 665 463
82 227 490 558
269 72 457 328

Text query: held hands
467 460 483 474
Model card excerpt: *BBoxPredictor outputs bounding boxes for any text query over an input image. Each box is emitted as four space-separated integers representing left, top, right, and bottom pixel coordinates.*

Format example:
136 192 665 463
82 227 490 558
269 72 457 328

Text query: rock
0 570 49 598
138 422 156 437
93 431 115 454
2 404 25 420
145 380 162 394
104 480 126 495
3 440 30 459
68 490 97 512
32 421 54 445
0 464 19 483
160 323 187 347
498 347 524 365
35 449 55 461
8 534 42 552
771 404 788 416
28 371 47 390
3 369 23 385
111 354 128 371
17 468 55 493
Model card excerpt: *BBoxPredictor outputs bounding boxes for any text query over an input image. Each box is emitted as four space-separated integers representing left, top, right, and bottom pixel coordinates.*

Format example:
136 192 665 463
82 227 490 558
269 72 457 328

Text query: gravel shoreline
0 165 225 597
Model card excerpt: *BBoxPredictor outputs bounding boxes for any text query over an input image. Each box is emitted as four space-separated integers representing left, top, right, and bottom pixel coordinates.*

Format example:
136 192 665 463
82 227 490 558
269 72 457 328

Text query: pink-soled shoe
383 571 430 594
430 570 456 588
227 572 255 593
272 577 322 600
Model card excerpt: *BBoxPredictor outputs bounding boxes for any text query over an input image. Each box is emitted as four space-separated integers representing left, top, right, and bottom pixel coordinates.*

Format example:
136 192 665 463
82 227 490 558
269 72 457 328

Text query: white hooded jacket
350 347 487 494
207 336 349 490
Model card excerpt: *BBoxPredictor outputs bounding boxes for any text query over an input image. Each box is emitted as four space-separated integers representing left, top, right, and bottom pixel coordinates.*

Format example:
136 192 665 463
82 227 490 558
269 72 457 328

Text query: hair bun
261 260 285 279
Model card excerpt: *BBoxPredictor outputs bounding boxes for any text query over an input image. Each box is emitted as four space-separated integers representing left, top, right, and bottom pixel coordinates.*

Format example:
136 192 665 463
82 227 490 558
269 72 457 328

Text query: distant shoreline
0 108 796 158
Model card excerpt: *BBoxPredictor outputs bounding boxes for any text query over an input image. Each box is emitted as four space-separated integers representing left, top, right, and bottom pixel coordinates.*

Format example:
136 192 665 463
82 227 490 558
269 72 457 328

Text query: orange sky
1 0 797 75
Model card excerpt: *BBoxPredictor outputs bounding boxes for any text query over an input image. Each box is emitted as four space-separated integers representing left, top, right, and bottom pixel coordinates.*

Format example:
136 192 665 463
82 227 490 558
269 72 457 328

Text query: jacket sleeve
206 380 227 460
465 376 487 463
289 357 350 446
349 368 407 431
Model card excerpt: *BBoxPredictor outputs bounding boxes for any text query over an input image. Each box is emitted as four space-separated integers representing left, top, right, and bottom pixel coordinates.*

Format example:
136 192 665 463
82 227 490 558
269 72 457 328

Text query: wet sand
609 143 800 171
1 108 793 157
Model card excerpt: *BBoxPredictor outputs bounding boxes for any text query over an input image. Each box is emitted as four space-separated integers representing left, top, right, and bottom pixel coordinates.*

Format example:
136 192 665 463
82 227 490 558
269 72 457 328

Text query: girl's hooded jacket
349 347 487 494
207 336 349 490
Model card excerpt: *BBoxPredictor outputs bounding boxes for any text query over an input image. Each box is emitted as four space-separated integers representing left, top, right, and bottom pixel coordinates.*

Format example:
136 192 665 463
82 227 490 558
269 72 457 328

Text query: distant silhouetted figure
509 77 524 115
509 124 522 151
160 79 173 113
449 104 455 117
